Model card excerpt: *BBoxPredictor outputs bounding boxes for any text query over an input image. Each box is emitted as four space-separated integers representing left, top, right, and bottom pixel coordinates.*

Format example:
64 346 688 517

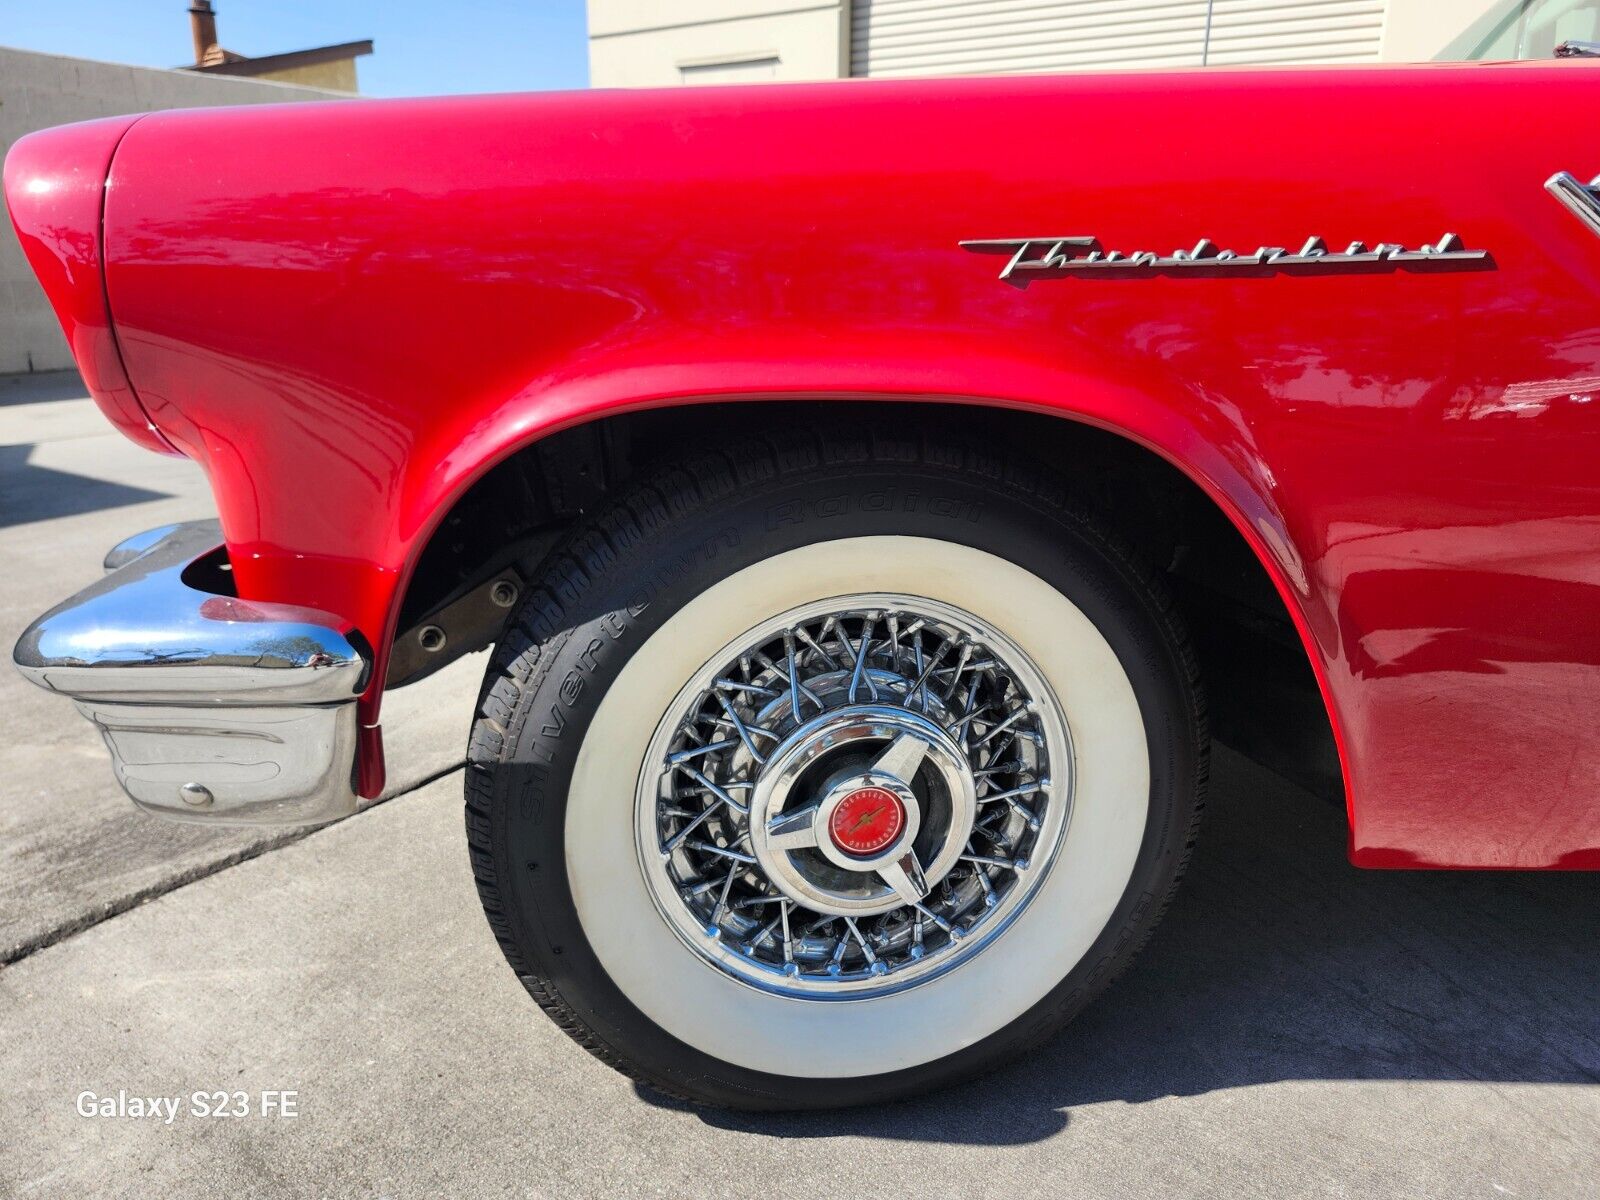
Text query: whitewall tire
465 429 1205 1109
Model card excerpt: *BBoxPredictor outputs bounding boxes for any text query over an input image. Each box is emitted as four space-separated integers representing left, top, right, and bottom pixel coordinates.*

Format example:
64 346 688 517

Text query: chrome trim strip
1545 172 1600 240
12 521 369 825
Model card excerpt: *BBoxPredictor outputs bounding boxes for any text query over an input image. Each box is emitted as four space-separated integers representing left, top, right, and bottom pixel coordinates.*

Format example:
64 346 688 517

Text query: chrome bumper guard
12 521 370 826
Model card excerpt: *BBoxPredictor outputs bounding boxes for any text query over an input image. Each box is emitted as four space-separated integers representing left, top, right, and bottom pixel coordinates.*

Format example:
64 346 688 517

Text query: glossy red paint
12 63 1600 867
3 116 172 453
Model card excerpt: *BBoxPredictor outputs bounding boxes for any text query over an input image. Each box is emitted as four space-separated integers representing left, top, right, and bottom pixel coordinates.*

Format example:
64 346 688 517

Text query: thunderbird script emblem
961 233 1490 284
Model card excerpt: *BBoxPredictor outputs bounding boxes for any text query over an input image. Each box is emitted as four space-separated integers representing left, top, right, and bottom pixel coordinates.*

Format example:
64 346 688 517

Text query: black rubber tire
464 427 1207 1110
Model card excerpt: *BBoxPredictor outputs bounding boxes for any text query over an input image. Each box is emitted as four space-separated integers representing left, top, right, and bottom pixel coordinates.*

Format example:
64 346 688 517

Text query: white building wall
1 46 343 375
1380 0 1505 59
588 0 1516 90
588 0 850 87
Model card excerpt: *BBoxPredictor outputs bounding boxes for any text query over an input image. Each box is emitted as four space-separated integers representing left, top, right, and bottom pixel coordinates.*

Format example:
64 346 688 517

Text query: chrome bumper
12 521 369 826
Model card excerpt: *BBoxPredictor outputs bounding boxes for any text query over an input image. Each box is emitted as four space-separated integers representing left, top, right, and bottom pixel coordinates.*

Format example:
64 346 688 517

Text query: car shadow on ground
640 745 1600 1142
0 444 169 529
0 371 88 407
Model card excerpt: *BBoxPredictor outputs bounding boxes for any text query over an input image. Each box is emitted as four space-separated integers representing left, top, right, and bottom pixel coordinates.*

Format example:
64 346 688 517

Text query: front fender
90 70 1600 865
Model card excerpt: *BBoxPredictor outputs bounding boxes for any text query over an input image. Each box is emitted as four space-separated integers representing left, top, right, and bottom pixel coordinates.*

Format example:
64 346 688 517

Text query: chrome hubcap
749 707 976 917
636 595 1070 998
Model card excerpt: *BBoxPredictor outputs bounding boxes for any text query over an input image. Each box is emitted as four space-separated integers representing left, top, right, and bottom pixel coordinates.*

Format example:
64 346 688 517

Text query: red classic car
7 60 1600 1109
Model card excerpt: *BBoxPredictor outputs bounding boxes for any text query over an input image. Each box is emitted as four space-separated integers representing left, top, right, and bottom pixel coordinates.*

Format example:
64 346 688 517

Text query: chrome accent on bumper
102 521 194 573
13 520 369 826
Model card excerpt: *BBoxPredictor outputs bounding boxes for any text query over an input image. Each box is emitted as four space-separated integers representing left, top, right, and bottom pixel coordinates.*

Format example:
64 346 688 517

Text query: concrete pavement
0 371 479 961
1 371 1597 1197
3 749 1597 1197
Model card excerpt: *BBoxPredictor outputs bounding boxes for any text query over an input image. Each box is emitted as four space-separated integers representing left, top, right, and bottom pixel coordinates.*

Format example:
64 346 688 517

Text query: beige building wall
1 46 344 375
588 0 849 86
1381 0 1507 58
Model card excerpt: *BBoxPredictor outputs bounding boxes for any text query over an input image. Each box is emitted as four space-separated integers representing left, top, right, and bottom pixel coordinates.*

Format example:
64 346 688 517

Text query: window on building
677 55 780 85
1439 0 1600 59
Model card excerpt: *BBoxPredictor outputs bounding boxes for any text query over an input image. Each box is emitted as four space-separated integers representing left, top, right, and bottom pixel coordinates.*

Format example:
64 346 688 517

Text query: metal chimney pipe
189 1 218 66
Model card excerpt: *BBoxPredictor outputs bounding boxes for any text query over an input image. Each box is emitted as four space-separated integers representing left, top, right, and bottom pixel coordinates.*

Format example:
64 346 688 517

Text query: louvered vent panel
851 1 1211 77
1205 0 1386 64
849 0 1388 77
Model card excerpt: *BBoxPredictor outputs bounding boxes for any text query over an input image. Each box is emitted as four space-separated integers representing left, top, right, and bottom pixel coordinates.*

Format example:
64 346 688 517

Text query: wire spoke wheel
637 595 1072 998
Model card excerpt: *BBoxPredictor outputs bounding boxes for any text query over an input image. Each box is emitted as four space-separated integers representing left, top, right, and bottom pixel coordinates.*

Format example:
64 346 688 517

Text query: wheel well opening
392 399 1341 801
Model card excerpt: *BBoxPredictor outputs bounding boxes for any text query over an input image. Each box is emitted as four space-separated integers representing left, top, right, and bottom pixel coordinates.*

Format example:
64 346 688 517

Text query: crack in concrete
0 762 465 970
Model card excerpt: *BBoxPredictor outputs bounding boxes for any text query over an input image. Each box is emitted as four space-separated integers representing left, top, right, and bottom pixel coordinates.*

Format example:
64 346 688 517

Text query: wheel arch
378 380 1351 822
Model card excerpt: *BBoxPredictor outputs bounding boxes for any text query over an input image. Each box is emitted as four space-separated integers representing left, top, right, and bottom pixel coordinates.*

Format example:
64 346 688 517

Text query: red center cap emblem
828 786 905 857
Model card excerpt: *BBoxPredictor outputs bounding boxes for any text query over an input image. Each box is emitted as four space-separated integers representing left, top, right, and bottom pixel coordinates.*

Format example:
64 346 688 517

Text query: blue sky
1 0 590 96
